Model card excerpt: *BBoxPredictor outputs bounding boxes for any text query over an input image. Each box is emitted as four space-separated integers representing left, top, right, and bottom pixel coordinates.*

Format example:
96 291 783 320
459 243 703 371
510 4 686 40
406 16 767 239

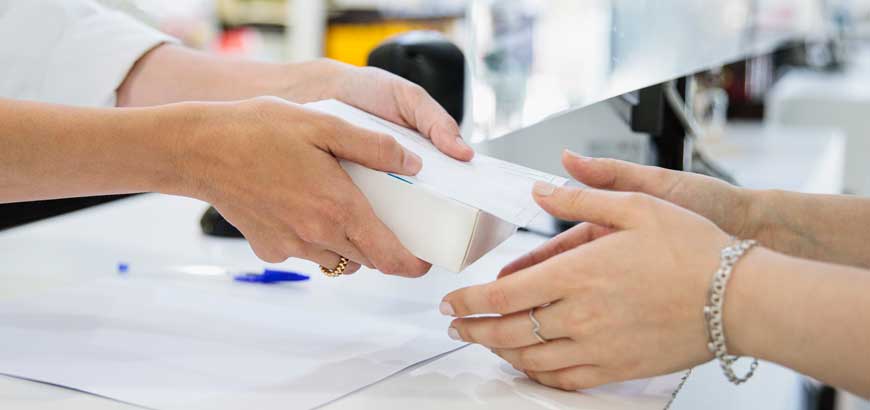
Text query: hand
439 155 733 391
179 97 432 276
119 46 474 162
286 59 474 161
559 150 756 241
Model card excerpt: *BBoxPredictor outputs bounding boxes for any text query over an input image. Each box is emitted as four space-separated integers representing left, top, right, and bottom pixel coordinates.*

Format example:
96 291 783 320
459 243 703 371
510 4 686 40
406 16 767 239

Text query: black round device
367 30 466 124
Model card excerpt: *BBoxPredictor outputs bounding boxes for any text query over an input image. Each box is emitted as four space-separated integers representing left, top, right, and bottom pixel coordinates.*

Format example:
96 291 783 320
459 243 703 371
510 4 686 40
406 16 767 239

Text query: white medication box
341 161 518 272
308 100 567 272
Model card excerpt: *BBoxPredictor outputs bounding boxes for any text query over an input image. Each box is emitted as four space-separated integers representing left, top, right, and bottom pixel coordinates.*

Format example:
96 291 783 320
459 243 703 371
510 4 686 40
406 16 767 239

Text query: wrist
138 102 211 199
732 187 762 239
720 245 785 360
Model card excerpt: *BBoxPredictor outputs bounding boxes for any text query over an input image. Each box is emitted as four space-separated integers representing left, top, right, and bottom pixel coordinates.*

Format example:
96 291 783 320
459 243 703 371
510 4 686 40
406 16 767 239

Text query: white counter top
0 122 845 410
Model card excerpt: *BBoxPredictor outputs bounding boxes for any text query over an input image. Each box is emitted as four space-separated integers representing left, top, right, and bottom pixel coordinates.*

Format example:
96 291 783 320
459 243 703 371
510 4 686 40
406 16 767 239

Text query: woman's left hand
439 155 734 391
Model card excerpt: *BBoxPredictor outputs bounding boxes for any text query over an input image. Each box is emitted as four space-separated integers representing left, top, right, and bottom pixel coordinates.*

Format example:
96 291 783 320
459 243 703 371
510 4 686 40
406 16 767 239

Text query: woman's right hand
172 97 431 276
561 151 761 244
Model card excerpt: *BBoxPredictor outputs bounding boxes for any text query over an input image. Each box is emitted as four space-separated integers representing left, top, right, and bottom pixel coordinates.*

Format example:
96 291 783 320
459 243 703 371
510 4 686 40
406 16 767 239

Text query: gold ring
321 256 350 277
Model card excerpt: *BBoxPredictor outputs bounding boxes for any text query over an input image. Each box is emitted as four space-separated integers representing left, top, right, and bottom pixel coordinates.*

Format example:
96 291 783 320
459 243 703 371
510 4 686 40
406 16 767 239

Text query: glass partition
466 0 830 141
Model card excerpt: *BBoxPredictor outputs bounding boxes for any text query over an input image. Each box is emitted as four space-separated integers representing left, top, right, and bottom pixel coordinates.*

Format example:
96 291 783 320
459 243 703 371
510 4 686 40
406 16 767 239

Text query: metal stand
630 80 689 171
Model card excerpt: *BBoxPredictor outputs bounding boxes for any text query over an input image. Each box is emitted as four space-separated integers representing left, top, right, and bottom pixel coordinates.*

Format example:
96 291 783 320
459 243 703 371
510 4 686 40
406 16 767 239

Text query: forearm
726 247 870 398
116 44 337 107
745 189 870 268
0 98 189 203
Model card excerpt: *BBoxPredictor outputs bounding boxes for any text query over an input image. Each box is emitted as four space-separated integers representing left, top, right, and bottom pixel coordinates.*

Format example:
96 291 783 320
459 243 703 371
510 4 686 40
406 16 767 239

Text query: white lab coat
0 0 175 107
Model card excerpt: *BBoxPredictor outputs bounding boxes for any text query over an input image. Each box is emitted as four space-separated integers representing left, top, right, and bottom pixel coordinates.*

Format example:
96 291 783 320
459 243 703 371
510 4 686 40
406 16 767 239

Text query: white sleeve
0 0 179 107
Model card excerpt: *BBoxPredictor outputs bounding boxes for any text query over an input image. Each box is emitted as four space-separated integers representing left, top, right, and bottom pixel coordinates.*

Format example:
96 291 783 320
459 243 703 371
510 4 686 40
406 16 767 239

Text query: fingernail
439 301 455 316
533 181 557 197
403 151 423 173
565 149 586 160
448 327 462 341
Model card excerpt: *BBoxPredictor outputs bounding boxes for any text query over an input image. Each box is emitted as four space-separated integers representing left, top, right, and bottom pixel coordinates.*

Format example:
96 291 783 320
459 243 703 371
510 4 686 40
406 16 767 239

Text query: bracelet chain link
703 238 760 385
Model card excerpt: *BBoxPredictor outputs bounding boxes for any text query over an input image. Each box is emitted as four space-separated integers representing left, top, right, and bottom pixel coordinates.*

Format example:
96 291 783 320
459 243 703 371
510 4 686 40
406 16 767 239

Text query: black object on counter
200 206 242 238
367 31 466 124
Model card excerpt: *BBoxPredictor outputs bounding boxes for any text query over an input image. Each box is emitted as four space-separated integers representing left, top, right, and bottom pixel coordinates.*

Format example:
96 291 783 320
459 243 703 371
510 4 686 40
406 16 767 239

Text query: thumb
532 182 650 230
324 120 423 176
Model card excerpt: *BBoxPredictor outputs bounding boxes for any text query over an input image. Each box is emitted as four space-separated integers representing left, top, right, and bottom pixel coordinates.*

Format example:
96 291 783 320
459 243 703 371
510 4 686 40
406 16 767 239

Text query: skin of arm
562 152 870 268
116 44 316 106
0 98 186 202
439 152 870 398
749 189 870 269
729 246 870 398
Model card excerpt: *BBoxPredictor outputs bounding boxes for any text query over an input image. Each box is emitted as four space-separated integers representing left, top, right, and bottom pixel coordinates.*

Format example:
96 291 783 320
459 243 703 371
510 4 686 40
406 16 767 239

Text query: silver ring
529 307 548 344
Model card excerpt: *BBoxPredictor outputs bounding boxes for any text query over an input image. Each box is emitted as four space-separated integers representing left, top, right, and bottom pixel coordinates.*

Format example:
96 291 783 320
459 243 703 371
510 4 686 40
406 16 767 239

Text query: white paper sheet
306 100 568 227
0 273 463 410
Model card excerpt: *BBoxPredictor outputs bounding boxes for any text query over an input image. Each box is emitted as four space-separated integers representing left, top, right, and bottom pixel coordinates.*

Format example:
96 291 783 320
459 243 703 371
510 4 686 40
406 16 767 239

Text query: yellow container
325 19 453 66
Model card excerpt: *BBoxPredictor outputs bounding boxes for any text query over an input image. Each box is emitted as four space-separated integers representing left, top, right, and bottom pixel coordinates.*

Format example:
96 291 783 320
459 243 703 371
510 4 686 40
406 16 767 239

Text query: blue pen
116 263 310 284
234 269 310 284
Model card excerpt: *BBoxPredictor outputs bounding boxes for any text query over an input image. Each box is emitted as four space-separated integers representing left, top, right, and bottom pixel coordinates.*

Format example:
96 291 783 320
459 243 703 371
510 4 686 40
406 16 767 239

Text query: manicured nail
403 151 423 173
455 136 469 148
448 327 462 341
439 301 455 316
533 181 557 197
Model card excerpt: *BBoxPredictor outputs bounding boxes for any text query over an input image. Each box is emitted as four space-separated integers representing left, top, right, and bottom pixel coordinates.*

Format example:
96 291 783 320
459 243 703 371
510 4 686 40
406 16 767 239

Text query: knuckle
320 199 350 226
295 220 326 244
408 83 428 100
625 192 653 209
566 188 590 211
376 259 404 275
489 323 517 347
551 269 577 291
398 82 427 102
483 285 510 313
602 160 621 187
254 246 288 264
375 133 403 165
563 308 588 334
517 349 542 370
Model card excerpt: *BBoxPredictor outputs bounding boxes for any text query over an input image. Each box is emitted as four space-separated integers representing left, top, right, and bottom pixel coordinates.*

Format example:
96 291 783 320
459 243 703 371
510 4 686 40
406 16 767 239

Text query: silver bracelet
704 238 759 385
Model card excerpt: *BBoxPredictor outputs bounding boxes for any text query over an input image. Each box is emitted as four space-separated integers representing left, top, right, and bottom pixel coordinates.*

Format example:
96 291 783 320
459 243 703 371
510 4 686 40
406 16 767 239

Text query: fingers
526 365 611 392
301 245 362 275
499 223 612 278
532 182 652 229
441 260 568 317
240 223 362 274
562 150 682 197
294 221 373 268
343 187 431 277
331 66 474 161
389 79 474 162
492 339 594 372
301 144 429 277
322 119 423 176
449 302 568 348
